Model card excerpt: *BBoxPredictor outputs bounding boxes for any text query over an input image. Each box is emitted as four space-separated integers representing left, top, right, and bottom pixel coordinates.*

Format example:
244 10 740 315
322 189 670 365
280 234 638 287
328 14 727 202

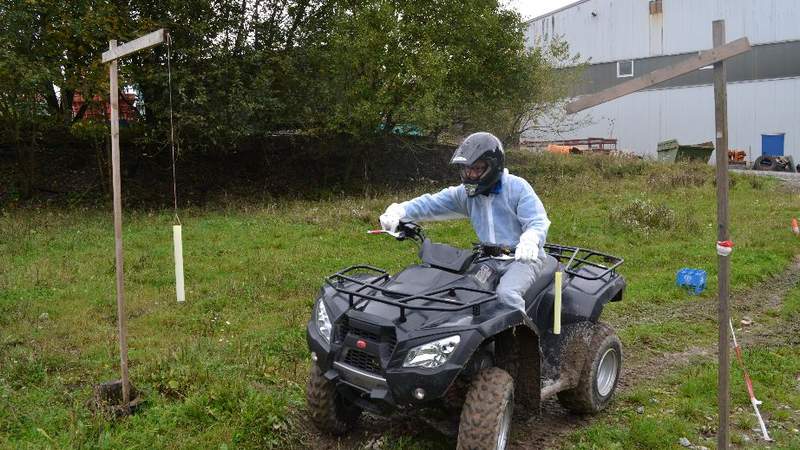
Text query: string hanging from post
166 32 186 303
167 32 180 226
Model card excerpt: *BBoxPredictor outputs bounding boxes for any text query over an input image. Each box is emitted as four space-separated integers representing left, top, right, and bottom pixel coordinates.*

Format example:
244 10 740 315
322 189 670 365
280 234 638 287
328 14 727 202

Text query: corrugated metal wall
524 0 800 161
534 78 800 160
526 0 800 62
573 40 800 95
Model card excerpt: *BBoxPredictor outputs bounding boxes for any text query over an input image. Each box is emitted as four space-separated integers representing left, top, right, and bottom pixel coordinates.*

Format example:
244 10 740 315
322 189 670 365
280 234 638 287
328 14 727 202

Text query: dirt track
301 255 800 450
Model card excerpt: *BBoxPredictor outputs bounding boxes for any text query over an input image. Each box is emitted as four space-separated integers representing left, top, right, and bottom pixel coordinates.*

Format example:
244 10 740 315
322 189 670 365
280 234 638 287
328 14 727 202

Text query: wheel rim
596 347 619 397
496 398 513 450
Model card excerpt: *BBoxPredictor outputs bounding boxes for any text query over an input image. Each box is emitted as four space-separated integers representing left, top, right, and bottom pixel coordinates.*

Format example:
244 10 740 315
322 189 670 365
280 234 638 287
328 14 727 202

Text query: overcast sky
504 0 577 20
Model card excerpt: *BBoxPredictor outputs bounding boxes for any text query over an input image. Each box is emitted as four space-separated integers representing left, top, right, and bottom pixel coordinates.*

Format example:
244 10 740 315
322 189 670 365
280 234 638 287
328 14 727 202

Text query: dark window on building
617 60 634 78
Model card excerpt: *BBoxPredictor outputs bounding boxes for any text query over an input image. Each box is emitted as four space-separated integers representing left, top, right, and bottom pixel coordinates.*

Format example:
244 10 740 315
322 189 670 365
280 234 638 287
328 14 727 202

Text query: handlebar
366 229 402 238
369 223 511 259
474 242 515 258
368 222 426 242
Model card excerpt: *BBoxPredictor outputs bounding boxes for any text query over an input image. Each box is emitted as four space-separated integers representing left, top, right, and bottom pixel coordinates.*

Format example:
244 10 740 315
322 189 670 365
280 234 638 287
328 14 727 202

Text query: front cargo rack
544 244 624 281
325 265 497 322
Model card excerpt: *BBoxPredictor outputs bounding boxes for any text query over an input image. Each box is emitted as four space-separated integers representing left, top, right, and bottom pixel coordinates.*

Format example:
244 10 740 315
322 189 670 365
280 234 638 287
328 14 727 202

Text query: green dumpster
657 139 714 163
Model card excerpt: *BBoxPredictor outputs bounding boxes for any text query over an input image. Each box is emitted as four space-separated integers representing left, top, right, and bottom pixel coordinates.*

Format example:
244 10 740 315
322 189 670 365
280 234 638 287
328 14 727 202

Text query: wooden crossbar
102 29 166 63
565 37 750 114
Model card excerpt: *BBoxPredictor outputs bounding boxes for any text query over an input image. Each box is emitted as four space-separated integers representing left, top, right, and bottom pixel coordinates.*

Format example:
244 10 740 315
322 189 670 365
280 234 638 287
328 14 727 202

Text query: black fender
493 323 542 413
562 273 625 322
531 272 625 332
475 313 543 413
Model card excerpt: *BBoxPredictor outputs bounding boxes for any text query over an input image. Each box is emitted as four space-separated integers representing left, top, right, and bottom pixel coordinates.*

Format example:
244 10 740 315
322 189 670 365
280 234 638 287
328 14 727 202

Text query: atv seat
525 255 559 305
419 239 477 273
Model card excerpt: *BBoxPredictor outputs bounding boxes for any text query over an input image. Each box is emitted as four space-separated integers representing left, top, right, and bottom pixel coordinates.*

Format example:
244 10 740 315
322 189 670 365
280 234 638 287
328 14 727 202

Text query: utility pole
713 19 730 450
102 29 166 409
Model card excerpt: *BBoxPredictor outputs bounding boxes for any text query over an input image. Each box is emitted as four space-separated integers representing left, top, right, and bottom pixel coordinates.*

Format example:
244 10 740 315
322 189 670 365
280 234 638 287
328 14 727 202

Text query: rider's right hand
380 203 405 233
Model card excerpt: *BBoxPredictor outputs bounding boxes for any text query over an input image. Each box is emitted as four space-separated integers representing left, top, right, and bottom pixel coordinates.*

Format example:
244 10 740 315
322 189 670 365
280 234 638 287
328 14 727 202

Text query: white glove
515 231 541 264
379 203 405 233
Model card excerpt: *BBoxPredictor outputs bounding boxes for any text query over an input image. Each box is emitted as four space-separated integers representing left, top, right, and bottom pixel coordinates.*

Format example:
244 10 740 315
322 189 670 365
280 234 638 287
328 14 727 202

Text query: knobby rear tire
557 322 622 414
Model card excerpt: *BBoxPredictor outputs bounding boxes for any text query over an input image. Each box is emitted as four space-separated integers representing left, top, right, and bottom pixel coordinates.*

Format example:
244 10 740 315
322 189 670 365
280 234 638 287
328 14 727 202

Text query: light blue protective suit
399 169 551 311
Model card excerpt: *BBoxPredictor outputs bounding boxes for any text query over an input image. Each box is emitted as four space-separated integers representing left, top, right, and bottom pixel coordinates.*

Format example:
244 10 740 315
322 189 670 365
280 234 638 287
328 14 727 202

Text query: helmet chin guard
451 132 505 197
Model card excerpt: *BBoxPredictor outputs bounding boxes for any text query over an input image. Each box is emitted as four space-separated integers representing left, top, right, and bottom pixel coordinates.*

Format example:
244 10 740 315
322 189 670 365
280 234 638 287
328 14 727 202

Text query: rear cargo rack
544 244 624 281
325 265 497 322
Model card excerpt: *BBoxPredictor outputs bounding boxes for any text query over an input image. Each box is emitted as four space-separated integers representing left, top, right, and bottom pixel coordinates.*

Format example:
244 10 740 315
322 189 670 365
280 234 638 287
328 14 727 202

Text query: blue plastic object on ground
762 133 785 156
676 268 707 295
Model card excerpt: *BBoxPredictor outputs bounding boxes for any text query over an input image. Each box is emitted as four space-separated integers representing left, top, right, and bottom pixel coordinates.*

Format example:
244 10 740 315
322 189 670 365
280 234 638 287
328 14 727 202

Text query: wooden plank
108 40 131 407
565 37 750 113
713 20 731 450
102 29 165 62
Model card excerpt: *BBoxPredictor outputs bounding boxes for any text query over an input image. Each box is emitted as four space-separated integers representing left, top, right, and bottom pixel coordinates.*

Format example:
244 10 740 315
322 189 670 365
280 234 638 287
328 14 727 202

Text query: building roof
524 0 592 24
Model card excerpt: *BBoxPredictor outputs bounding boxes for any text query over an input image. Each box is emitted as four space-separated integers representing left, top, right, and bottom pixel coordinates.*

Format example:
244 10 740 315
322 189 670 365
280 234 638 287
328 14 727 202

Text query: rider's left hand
515 232 540 264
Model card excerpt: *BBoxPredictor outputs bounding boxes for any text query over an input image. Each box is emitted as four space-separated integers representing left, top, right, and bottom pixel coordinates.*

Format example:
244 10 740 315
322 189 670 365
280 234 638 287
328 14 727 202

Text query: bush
646 164 711 191
610 199 676 232
508 151 651 182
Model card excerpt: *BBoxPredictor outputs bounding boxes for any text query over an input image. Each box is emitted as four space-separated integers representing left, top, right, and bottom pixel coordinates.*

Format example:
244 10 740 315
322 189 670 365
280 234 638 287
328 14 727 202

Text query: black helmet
450 132 505 197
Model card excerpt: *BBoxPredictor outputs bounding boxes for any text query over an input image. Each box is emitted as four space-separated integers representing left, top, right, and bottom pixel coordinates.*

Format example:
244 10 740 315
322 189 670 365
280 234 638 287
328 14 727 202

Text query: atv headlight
315 299 332 343
403 335 461 369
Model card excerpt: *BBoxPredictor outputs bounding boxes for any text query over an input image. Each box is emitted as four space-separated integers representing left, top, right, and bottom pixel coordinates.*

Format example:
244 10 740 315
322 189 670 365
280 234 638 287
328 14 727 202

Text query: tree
464 36 587 146
293 0 576 143
0 0 129 198
1 0 578 200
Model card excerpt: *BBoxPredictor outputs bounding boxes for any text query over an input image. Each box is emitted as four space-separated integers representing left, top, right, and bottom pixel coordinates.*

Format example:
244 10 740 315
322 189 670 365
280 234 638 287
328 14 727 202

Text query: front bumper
307 320 476 411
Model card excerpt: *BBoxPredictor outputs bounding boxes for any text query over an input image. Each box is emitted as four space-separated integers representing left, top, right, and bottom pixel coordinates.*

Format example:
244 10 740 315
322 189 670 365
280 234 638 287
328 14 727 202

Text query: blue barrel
762 133 785 156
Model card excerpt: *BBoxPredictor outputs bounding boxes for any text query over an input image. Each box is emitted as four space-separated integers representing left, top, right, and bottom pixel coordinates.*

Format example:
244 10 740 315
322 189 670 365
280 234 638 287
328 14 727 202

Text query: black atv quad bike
306 223 625 449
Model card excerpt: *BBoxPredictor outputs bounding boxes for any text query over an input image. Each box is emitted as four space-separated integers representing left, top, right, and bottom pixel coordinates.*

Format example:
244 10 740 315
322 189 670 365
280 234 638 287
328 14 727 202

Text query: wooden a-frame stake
103 29 165 409
564 21 743 449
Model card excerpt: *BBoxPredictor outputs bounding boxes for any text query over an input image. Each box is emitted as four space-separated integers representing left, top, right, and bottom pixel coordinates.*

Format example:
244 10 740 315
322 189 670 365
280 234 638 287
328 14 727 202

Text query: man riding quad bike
306 133 626 449
380 132 550 314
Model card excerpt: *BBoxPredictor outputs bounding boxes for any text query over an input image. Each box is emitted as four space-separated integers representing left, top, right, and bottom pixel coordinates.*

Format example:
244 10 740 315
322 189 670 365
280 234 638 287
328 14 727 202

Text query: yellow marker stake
554 271 562 334
173 225 185 302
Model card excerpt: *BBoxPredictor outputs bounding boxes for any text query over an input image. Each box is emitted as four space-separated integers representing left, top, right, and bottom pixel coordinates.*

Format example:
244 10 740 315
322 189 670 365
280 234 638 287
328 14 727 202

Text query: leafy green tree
0 0 129 197
293 0 574 143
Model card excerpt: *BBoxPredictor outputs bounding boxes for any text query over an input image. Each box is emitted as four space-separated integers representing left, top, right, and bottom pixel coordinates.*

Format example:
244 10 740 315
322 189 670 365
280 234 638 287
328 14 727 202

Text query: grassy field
565 265 800 450
1 152 799 449
567 344 800 450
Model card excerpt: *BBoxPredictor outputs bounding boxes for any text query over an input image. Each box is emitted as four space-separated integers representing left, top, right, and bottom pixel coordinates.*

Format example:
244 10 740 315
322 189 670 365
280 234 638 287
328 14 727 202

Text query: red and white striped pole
728 319 772 442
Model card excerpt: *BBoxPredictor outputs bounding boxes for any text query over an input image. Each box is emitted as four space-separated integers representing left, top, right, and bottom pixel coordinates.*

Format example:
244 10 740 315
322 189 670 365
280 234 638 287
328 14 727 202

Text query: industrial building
524 0 800 161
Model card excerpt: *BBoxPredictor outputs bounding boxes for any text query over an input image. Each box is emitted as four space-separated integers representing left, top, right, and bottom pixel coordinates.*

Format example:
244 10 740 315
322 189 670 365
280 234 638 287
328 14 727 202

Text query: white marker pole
173 224 185 302
554 271 562 334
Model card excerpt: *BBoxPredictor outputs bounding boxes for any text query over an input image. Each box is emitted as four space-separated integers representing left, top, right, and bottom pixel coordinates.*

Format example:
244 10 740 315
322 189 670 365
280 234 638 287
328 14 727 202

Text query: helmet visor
459 160 489 182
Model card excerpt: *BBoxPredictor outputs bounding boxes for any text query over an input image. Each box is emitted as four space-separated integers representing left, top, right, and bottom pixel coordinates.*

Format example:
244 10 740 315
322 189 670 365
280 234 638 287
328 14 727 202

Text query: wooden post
561 22 747 447
713 20 730 450
103 29 165 411
109 39 131 407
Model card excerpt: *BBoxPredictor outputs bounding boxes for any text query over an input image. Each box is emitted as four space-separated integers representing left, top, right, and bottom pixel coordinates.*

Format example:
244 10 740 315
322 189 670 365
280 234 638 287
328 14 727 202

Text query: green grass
782 283 800 319
567 345 800 450
1 152 798 448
